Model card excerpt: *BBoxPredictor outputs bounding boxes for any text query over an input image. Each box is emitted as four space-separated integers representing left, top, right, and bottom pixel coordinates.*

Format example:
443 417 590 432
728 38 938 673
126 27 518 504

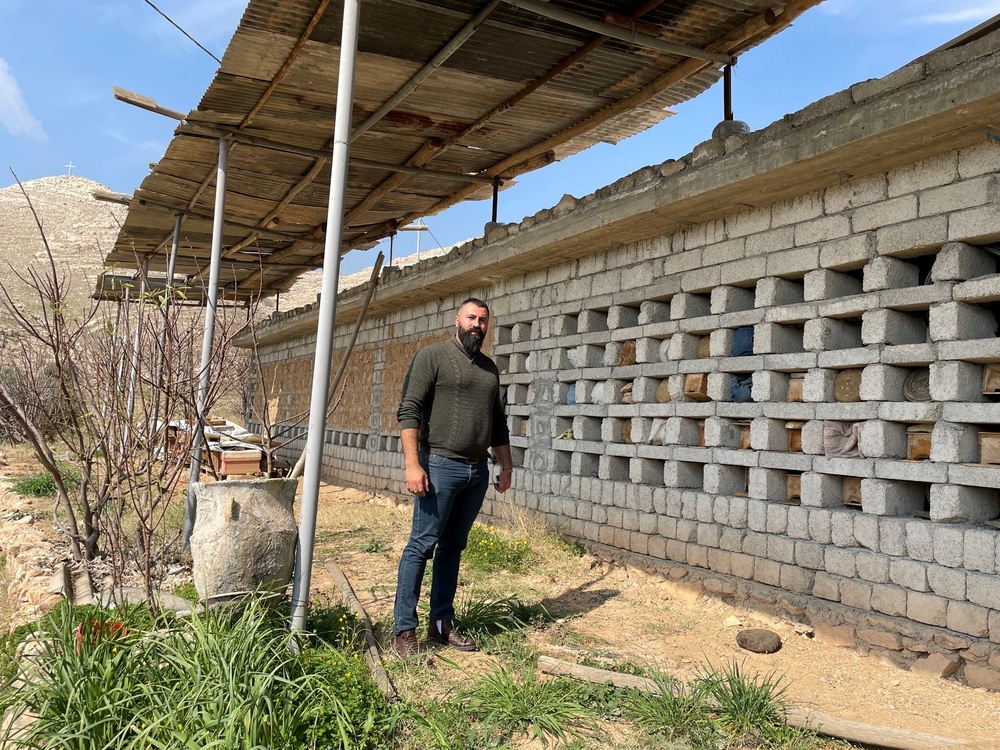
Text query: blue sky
2 0 999 275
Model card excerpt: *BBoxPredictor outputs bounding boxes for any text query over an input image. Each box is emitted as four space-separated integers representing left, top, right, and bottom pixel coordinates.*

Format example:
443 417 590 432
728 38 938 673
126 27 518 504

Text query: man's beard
458 327 484 355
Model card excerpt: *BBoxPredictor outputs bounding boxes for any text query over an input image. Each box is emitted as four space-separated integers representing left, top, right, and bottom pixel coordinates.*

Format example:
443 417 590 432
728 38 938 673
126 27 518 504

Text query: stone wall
245 34 1000 688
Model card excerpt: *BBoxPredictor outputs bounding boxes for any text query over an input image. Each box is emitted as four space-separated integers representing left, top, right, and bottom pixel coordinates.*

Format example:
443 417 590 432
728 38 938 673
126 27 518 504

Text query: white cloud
0 59 46 141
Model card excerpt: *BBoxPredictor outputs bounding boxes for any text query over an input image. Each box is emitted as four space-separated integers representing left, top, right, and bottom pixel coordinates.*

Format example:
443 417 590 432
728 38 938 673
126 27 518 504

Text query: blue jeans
393 453 489 634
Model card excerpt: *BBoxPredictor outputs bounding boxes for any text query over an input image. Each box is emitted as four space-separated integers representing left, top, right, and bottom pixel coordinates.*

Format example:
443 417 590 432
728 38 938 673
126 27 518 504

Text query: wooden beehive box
787 372 805 402
843 476 863 507
978 431 1000 465
786 421 805 452
906 423 933 461
204 449 264 477
684 373 710 401
697 420 706 448
983 364 1000 395
786 473 801 503
737 420 752 450
655 379 672 403
696 335 711 359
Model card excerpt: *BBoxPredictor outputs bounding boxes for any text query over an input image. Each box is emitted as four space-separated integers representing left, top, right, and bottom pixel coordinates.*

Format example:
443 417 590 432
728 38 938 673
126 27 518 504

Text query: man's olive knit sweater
397 339 509 461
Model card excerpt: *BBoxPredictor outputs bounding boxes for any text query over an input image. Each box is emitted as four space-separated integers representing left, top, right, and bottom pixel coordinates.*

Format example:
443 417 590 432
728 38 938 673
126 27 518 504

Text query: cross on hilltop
65 161 75 176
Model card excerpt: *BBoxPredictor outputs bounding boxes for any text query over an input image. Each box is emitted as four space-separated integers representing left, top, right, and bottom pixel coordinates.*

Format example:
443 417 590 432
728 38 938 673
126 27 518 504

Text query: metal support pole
491 178 500 223
724 63 733 121
183 136 231 548
152 215 182 438
290 0 361 633
126 257 149 421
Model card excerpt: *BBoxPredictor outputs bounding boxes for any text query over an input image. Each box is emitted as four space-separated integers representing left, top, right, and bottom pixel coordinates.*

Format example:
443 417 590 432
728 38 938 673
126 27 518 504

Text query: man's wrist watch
500 467 512 473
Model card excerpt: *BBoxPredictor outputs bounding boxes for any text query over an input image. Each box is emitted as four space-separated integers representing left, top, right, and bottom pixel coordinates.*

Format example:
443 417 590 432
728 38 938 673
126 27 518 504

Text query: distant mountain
0 176 126 333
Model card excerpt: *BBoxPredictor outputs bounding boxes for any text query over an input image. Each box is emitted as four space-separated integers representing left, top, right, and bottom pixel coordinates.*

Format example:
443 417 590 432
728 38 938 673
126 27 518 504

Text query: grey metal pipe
182 136 231 548
290 0 362 633
506 0 734 65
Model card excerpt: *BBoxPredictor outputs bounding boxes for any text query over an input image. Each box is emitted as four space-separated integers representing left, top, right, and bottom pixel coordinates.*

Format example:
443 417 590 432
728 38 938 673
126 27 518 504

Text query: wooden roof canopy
101 0 820 302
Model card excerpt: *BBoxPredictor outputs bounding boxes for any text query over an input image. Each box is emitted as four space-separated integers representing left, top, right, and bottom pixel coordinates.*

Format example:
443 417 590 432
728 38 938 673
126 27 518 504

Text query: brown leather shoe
427 619 477 651
394 629 419 657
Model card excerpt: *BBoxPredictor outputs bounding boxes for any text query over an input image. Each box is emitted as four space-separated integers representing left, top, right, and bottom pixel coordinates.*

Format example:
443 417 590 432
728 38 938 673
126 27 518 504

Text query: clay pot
190 478 298 606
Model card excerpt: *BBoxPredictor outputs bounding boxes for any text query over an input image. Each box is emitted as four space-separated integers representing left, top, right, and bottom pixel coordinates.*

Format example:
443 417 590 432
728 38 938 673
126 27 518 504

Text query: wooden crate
786 473 802 503
684 373 711 401
203 449 264 478
787 373 805 402
843 476 863 507
906 424 933 461
786 421 805 453
978 432 1000 466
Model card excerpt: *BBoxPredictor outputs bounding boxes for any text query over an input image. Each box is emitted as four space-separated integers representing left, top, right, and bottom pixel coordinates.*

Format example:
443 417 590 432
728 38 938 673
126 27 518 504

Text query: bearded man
392 297 512 657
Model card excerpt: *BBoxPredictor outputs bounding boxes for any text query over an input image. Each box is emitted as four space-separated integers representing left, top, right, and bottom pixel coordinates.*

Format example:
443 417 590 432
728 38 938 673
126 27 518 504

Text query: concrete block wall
246 37 1000 687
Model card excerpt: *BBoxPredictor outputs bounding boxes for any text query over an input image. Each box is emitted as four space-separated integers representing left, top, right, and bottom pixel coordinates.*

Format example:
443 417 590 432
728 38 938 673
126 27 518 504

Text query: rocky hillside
0 176 126 333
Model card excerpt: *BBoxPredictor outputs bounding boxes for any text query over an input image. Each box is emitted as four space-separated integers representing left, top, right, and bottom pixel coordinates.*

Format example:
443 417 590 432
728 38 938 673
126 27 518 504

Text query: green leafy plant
11 464 80 497
359 537 390 553
626 673 718 746
170 581 199 603
307 602 363 649
461 664 598 746
464 523 533 573
453 594 551 638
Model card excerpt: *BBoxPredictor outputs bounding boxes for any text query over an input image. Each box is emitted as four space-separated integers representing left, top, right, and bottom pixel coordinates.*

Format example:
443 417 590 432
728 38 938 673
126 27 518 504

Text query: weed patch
463 523 532 574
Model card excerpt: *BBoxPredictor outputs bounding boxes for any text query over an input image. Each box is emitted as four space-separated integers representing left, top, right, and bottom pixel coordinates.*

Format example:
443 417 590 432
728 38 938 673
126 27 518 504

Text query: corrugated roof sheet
103 0 822 301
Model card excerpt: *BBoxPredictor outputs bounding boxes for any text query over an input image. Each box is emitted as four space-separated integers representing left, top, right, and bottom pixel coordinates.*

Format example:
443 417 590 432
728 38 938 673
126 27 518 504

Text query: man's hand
494 468 512 494
406 464 430 497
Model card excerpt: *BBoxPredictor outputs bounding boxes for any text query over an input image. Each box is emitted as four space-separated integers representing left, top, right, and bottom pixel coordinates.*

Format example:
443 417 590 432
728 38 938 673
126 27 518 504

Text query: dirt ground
2 456 1000 748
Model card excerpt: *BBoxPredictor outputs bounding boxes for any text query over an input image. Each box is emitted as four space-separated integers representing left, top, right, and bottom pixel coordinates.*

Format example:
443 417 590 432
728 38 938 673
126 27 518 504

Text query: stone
736 628 782 654
813 621 857 648
910 652 962 679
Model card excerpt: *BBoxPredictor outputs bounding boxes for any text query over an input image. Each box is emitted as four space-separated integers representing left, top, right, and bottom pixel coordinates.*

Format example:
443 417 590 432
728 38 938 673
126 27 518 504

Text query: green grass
11 463 80 497
359 537 390 553
463 523 533 574
0 599 402 750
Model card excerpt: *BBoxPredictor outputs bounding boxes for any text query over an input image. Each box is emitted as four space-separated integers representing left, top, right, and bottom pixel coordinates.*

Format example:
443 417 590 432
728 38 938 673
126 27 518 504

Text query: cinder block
576 344 605 368
813 572 841 601
804 268 864 301
964 528 998 574
927 564 966 599
703 417 741 448
754 323 804 354
878 517 908 556
573 415 602 441
948 204 1000 243
852 195 918 232
854 513 880 551
800 472 842 507
876 216 948 256
750 417 786 451
795 540 826 570
931 241 997 282
608 304 640 330
755 277 804 307
639 300 670 325
780 565 815 594
929 484 999 523
796 214 850 246
664 460 703 489
825 173 887 213
766 503 789 534
863 256 919 292
905 520 935 561
697 523 720 548
751 370 788 402
787 505 810 538
967 572 1000 610
871 584 908 617
804 317 862 351
929 301 997 341
861 478 924 516
630 457 663 485
947 601 990 637
743 531 768 557
511 321 533 343
687 544 709 568
772 193 823 228
821 234 874 270
826 546 857 577
929 421 978 463
708 329 733 358
663 417 701 446
800 421 825 455
578 309 608 333
907 591 948 626
706 372 732 402
570 452 600 477
729 496 749 528
889 558 929 591
552 314 578 336
808 508 833 543
507 383 528 404
859 421 908 459
840 579 873 610
667 333 700 360
831 510 858 547
803 368 835 402
749 467 786 500
929 360 984 402
711 284 755 314
855 551 890 582
747 499 768 531
861 309 927 346
754 558 782 586
670 292 710 320
860 364 907 401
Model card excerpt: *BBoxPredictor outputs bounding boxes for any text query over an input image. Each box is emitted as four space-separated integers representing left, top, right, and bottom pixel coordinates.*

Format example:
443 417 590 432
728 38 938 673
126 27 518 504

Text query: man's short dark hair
459 297 489 314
